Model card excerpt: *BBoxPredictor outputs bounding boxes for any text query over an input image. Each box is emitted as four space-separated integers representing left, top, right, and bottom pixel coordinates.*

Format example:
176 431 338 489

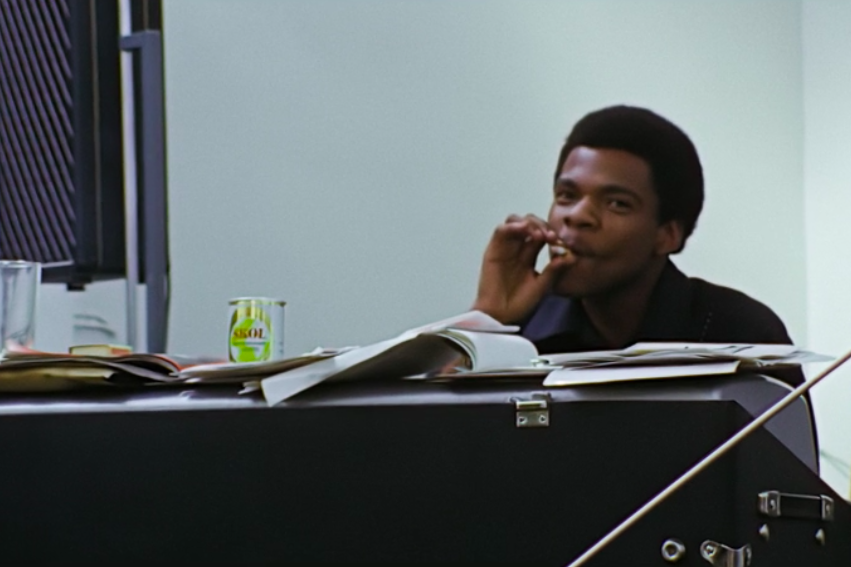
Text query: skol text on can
228 297 285 362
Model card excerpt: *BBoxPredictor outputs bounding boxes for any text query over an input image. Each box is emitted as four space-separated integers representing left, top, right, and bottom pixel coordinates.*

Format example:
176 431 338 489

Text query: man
472 105 804 388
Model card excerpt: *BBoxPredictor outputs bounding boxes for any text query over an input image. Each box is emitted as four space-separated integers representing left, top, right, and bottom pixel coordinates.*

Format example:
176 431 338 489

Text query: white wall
803 0 851 498
161 0 806 360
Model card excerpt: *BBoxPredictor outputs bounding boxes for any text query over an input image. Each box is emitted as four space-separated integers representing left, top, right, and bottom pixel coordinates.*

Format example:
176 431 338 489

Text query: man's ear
654 220 684 256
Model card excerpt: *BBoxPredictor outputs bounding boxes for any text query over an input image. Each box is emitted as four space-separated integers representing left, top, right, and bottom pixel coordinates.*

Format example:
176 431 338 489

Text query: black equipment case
0 374 847 565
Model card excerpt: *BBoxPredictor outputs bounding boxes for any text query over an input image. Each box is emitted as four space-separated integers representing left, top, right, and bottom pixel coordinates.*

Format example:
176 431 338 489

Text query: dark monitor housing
0 0 163 289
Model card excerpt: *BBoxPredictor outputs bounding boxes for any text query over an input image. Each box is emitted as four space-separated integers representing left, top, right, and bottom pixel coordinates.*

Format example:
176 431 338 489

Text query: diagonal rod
566 350 851 567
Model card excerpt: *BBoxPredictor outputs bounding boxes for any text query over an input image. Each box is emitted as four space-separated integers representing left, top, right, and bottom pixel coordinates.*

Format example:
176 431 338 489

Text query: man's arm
472 214 575 324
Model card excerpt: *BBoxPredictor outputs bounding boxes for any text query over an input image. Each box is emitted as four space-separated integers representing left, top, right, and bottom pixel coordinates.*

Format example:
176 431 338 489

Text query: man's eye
608 199 632 211
555 191 577 204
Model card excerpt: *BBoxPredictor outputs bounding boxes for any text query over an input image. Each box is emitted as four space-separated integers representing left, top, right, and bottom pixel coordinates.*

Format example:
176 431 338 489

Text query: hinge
512 393 551 428
758 491 834 521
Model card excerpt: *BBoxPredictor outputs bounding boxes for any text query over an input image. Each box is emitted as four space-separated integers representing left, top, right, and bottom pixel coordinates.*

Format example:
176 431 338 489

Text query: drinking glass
0 260 41 357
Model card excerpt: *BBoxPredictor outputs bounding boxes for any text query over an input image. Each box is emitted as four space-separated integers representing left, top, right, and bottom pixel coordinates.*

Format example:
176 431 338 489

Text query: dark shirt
521 260 805 389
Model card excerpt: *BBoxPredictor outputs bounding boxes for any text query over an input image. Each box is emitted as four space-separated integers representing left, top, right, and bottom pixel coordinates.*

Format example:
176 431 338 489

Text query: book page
400 310 519 338
436 329 538 372
260 336 446 405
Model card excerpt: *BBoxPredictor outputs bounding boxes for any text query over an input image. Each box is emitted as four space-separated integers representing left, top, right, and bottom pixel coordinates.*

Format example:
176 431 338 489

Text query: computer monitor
0 0 168 350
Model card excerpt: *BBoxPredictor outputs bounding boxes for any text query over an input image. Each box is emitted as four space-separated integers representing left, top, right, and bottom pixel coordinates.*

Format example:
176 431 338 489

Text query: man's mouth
562 240 595 258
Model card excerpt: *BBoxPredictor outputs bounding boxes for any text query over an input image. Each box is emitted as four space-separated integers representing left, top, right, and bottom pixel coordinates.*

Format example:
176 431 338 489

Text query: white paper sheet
543 361 741 387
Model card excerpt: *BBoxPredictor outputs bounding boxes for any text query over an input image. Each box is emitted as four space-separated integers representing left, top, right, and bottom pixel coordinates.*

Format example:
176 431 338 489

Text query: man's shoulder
690 277 777 314
687 276 792 343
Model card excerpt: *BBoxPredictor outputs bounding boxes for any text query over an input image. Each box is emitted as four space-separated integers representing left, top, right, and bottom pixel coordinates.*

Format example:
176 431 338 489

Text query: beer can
228 297 285 362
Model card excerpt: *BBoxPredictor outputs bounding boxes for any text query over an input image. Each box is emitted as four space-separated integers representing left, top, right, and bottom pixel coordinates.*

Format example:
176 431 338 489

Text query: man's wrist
471 299 504 323
471 299 526 325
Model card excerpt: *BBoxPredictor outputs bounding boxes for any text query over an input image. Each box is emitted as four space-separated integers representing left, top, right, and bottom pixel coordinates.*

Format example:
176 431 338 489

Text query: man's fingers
488 213 572 268
504 213 524 224
521 214 555 242
522 213 550 228
498 214 558 243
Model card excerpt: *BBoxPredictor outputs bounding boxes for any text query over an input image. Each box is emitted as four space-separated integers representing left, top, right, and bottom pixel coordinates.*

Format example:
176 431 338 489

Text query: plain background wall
36 1 851 493
802 0 851 497
160 0 806 357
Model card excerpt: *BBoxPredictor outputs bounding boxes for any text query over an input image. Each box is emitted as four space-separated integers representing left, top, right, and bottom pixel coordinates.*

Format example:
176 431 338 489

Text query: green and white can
228 297 286 363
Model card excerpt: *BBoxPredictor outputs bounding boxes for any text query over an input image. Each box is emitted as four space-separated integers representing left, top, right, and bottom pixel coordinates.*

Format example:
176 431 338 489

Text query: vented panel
0 0 76 263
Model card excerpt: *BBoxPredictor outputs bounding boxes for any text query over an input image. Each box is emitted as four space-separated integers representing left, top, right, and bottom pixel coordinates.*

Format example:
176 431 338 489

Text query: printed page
625 343 833 365
259 335 453 405
539 343 832 368
543 361 740 387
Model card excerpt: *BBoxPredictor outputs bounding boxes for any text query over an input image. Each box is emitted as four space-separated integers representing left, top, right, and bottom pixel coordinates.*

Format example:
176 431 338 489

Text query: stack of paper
0 351 224 391
178 347 356 384
539 343 833 388
0 346 359 391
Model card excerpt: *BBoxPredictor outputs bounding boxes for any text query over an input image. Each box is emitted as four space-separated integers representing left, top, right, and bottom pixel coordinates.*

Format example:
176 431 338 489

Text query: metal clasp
512 393 551 428
701 540 751 567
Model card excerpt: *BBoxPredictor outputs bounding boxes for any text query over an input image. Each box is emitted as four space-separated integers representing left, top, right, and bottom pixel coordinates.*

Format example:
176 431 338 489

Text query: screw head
661 538 686 563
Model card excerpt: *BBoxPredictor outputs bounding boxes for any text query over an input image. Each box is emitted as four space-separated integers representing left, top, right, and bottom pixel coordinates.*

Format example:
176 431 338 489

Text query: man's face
548 146 680 298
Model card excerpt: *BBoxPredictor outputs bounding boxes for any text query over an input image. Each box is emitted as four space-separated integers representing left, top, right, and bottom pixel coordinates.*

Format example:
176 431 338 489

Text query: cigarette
550 245 568 257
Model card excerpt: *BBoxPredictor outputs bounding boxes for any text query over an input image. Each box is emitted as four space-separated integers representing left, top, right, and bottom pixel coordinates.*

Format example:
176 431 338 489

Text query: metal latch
758 491 834 521
512 393 551 428
701 540 751 567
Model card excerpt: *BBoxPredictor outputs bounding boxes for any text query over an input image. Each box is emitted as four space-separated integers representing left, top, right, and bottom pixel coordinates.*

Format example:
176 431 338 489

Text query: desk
0 376 845 564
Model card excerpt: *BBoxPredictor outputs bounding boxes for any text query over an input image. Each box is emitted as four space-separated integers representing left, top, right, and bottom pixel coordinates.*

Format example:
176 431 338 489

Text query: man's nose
563 196 599 228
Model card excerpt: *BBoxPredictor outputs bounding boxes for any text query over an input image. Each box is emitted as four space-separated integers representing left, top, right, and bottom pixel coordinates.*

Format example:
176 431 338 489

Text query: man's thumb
538 259 569 290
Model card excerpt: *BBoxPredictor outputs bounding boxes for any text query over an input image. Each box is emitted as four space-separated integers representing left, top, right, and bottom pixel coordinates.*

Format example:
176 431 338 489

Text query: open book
259 311 540 405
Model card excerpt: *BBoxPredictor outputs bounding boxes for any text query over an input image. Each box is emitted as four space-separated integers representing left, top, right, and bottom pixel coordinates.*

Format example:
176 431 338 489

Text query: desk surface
0 374 817 471
0 372 801 413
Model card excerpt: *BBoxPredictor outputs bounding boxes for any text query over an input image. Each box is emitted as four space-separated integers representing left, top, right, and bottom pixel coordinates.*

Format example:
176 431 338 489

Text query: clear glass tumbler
0 260 42 357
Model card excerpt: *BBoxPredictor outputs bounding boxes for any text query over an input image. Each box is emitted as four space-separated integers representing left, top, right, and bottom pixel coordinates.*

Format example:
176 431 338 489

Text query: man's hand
472 214 575 324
